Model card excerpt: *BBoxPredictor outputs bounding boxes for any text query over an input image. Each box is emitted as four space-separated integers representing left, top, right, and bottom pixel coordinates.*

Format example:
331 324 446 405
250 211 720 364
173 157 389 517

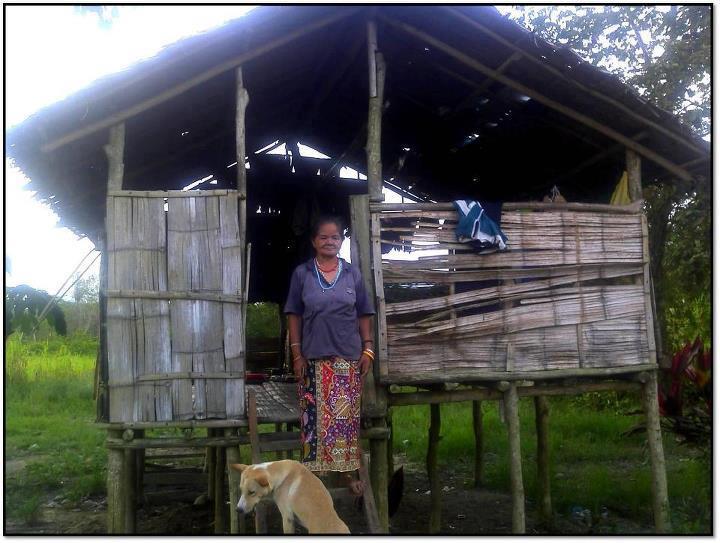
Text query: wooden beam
444 7 708 158
451 51 522 115
626 148 643 201
366 21 386 201
388 380 642 406
379 15 696 182
42 9 360 153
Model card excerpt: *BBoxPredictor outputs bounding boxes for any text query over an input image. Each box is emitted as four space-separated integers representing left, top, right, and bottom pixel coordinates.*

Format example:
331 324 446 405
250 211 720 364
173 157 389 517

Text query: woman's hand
359 353 373 377
293 355 307 382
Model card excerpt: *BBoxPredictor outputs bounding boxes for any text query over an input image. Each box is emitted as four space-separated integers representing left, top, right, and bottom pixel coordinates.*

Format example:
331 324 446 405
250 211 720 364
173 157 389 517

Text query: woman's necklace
314 257 343 291
315 257 338 273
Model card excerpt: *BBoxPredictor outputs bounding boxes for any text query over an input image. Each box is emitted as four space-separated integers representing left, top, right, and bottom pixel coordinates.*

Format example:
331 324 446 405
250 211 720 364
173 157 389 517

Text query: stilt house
7 5 709 534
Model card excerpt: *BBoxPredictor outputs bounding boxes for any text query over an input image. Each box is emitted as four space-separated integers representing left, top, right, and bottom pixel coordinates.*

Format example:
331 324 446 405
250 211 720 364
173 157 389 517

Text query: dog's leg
280 511 295 534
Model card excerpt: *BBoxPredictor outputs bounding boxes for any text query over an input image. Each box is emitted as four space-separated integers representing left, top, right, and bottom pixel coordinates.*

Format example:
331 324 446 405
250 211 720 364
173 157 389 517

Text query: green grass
390 394 711 534
5 336 106 523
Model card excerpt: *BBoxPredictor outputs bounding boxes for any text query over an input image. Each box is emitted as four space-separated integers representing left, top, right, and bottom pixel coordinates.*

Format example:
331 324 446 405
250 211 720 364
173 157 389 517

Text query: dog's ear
257 473 270 487
230 463 248 473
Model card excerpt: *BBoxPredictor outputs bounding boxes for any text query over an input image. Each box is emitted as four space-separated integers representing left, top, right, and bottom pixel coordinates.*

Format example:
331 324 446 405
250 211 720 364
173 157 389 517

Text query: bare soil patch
4 457 653 535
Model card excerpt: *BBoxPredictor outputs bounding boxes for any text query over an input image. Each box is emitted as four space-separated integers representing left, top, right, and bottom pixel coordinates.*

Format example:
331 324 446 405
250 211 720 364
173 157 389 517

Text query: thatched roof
7 5 710 247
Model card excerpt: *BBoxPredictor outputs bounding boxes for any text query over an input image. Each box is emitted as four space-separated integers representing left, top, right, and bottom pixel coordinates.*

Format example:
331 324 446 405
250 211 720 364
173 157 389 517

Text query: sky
5 6 257 295
4 5 428 297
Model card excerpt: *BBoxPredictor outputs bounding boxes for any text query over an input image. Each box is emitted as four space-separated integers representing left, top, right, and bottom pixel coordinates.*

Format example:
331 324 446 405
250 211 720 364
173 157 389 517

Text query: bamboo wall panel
106 196 171 422
168 196 225 419
106 191 245 422
376 205 656 383
220 195 245 418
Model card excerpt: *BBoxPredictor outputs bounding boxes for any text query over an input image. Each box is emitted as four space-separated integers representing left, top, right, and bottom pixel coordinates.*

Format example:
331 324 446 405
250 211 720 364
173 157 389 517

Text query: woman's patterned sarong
298 356 361 472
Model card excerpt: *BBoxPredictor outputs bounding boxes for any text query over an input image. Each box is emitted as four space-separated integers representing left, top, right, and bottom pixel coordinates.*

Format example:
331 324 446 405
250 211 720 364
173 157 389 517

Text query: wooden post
427 403 442 533
350 194 380 414
123 447 137 533
472 400 484 488
106 429 125 533
104 123 125 192
366 21 386 202
534 396 552 527
207 428 216 506
225 428 244 534
386 410 395 479
642 371 671 532
504 384 525 533
236 66 249 267
214 444 228 534
370 418 390 533
626 148 643 201
135 429 145 505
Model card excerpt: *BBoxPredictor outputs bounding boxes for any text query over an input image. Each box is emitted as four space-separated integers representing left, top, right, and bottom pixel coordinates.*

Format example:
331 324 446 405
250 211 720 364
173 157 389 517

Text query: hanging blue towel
452 200 508 251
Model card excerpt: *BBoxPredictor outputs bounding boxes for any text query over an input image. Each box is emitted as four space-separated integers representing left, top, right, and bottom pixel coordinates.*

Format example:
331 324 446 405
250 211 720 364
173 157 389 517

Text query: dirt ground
5 454 653 535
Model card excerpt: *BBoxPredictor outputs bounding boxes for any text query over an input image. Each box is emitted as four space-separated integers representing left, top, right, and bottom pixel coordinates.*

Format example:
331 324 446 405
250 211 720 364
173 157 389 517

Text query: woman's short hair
310 215 345 238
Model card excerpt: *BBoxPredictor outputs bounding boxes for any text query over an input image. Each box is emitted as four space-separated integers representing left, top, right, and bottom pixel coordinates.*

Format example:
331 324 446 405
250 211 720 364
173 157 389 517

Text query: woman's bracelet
362 349 375 360
290 342 301 347
362 339 374 345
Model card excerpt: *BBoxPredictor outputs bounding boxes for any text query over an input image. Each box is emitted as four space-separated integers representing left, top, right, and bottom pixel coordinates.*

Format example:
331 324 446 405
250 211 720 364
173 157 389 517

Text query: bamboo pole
371 200 644 214
534 396 552 527
107 429 125 533
378 15 695 182
642 371 670 532
444 7 708 158
427 403 442 533
472 400 484 488
42 10 359 153
105 289 243 304
225 428 244 534
504 383 525 533
107 189 243 198
106 436 247 449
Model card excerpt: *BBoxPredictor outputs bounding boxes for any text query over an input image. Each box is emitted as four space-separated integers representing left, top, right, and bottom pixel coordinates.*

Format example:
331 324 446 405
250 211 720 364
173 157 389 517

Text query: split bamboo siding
372 202 656 384
106 191 245 422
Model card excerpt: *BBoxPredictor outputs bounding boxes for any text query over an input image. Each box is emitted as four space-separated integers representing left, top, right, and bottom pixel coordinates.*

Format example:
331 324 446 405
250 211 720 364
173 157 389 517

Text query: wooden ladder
247 390 382 534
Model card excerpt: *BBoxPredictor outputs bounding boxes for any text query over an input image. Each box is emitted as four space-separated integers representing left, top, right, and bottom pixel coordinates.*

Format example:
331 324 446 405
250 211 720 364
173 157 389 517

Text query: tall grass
5 335 105 523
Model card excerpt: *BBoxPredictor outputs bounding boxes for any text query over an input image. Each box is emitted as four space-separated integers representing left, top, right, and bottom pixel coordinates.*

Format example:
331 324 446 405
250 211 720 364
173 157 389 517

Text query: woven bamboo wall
105 191 245 422
374 202 656 384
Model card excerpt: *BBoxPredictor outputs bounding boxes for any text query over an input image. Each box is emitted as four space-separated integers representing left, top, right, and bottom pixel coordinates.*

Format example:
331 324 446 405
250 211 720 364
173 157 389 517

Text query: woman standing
284 215 375 496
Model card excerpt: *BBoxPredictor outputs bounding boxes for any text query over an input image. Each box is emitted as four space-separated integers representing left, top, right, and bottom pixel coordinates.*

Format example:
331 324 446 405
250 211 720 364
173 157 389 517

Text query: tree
5 285 67 340
73 274 99 304
505 6 711 354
